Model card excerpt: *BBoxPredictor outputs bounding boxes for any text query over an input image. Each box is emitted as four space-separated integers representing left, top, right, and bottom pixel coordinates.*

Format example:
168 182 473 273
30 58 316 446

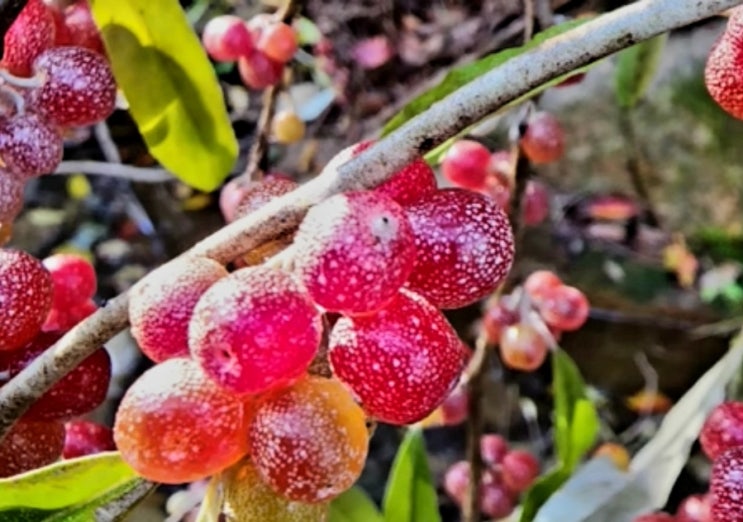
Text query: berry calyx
0 420 64 477
520 111 565 164
441 139 491 190
700 401 743 460
248 376 369 503
0 113 63 178
62 420 115 459
114 358 250 484
499 323 549 371
202 15 254 62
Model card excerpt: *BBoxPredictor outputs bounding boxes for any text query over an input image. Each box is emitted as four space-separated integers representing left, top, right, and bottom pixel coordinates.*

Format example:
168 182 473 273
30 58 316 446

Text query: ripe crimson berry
293 190 416 316
62 420 115 459
61 0 105 55
520 111 565 164
0 249 52 351
202 15 254 62
42 253 96 309
675 493 712 522
480 434 509 467
711 446 743 522
405 188 515 309
443 460 470 504
129 256 227 363
499 323 549 371
114 358 250 484
329 290 467 425
534 285 590 332
0 113 63 178
257 22 298 63
190 266 322 395
2 0 58 76
705 9 743 120
501 449 540 493
700 401 743 460
523 180 550 225
523 270 562 300
480 480 515 519
248 376 369 503
0 173 24 223
238 50 283 90
30 46 117 127
0 420 64 477
272 110 305 144
441 140 491 190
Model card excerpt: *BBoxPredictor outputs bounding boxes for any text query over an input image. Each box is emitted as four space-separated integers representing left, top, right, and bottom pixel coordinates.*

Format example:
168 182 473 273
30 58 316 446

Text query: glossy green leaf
329 487 383 522
383 19 590 136
382 429 440 522
89 0 238 191
615 34 668 109
568 399 600 470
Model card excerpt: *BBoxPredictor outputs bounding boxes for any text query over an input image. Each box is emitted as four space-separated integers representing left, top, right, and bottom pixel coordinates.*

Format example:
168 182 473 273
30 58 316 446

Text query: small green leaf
89 0 238 191
329 487 383 522
553 349 594 468
615 34 668 109
519 468 571 522
382 429 440 522
568 399 600 470
383 19 591 136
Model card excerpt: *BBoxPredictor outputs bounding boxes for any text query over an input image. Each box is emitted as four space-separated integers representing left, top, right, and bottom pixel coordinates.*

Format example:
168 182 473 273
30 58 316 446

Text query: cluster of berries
0 249 112 477
444 434 540 519
0 0 116 233
482 270 590 371
202 13 298 90
112 139 514 508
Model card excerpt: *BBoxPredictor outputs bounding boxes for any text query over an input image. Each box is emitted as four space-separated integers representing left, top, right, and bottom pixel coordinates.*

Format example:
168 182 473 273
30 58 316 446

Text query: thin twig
535 0 554 29
53 161 174 183
0 0 740 442
523 0 536 43
242 85 280 181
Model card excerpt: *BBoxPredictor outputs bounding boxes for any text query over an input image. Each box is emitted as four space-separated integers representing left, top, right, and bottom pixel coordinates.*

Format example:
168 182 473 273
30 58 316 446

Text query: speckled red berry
231 175 297 222
203 15 254 62
114 358 250 484
711 446 743 522
705 9 743 120
189 266 322 395
441 140 491 190
62 0 105 55
43 253 96 309
700 401 743 460
0 249 52 351
0 113 63 178
404 188 514 309
0 420 64 477
63 420 115 459
129 256 227 363
2 0 58 76
293 190 416 316
329 289 467 425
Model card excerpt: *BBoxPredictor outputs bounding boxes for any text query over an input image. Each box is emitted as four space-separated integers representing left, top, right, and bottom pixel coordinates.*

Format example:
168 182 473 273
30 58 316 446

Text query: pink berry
480 481 515 519
700 401 743 460
238 50 283 90
202 15 254 62
501 450 540 493
329 289 467 425
480 434 509 467
42 253 96 309
482 299 519 344
404 188 515 309
129 256 228 363
441 140 491 190
439 385 469 426
675 494 712 522
231 175 298 222
189 266 322 395
43 297 96 333
499 323 549 372
523 180 550 225
0 249 52 351
2 0 58 76
63 420 115 459
62 0 105 55
30 46 117 127
293 190 416 316
523 270 562 300
520 112 565 164
0 113 63 178
0 173 25 223
534 285 590 332
711 446 743 522
256 22 297 63
444 460 470 504
0 420 64 477
632 513 675 522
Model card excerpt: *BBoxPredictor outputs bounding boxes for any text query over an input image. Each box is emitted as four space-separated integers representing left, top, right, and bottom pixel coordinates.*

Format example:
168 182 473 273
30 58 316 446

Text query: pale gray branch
54 161 174 183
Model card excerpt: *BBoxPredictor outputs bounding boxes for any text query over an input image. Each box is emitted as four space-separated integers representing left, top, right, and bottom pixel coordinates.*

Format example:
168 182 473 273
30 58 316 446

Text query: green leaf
568 399 600 470
383 19 591 136
382 429 440 522
519 468 571 522
329 487 383 522
553 349 595 468
614 34 668 109
89 0 238 191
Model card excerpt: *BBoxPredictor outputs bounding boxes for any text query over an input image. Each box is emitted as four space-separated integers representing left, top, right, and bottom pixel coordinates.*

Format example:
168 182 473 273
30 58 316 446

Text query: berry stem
0 83 25 115
0 0 740 443
0 67 44 88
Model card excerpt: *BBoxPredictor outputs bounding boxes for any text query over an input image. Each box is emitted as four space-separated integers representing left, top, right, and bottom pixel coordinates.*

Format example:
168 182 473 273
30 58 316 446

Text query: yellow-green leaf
614 34 668 109
89 0 238 191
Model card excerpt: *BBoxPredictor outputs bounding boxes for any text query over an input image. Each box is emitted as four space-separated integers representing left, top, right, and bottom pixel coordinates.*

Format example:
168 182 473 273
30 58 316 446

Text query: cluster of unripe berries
0 0 117 232
0 249 114 477
202 12 298 91
110 139 515 507
482 270 590 371
444 434 540 519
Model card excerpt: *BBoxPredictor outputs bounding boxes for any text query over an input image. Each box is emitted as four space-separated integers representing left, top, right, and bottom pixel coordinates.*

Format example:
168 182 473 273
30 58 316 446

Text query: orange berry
257 22 298 63
592 442 630 471
272 110 305 144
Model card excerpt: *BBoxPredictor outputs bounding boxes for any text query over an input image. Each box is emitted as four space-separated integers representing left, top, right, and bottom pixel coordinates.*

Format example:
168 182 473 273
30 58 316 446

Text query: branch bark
0 0 740 441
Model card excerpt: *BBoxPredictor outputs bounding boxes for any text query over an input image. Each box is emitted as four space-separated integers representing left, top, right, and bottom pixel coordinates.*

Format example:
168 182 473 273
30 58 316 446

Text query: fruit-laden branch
0 0 741 441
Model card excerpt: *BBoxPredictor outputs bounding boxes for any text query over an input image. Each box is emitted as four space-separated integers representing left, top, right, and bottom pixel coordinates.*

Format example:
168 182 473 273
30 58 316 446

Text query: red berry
523 180 550 225
62 0 105 55
439 385 469 426
62 420 115 459
0 249 52 351
501 449 540 493
534 285 590 332
42 253 96 308
42 297 96 332
2 0 58 76
30 46 117 127
129 256 227 363
675 494 712 522
632 513 675 522
444 460 470 504
114 358 250 484
523 270 562 300
222 174 297 223
700 401 743 460
0 331 111 421
238 50 283 90
0 173 24 223
520 112 565 164
189 266 322 395
480 434 509 467
499 323 549 372
248 376 369 503
257 22 298 63
441 140 491 190
711 446 743 522
480 481 515 519
202 15 254 62
482 299 519 344
705 10 743 120
0 420 64 477
404 188 515 309
0 113 63 178
293 190 416 316
329 289 467 425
